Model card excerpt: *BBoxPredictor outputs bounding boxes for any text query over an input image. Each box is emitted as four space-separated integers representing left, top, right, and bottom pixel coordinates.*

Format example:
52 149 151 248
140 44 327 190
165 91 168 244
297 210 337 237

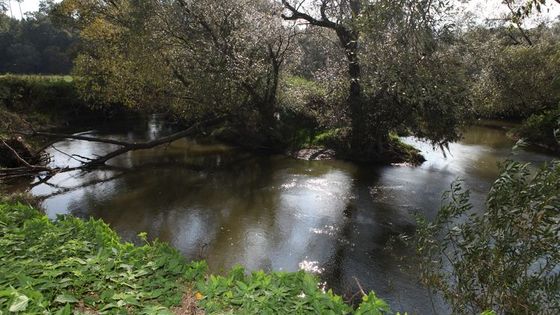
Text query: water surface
11 118 557 314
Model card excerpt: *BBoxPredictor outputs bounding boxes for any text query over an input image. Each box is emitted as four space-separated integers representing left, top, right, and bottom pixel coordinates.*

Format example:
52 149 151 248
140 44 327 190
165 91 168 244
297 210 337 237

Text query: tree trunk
336 27 369 156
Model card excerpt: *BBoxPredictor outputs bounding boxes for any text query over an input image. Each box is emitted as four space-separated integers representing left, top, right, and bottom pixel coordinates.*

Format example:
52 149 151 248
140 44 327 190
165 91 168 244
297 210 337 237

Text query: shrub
0 75 77 110
417 161 560 314
515 106 560 151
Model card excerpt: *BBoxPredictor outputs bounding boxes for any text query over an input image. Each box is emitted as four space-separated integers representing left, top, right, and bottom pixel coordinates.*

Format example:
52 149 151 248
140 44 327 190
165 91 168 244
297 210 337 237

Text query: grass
0 198 394 314
290 128 346 150
0 74 74 82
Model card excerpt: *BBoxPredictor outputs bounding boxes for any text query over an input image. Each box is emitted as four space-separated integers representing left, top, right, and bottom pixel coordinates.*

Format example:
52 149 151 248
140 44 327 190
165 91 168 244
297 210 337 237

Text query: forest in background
1 0 559 160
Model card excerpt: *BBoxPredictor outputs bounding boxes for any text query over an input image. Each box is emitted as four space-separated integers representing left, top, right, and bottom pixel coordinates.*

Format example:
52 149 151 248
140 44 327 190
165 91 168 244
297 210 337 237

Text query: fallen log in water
0 117 224 179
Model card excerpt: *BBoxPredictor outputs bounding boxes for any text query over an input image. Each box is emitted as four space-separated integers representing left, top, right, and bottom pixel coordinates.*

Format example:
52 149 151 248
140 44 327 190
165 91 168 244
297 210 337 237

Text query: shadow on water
6 116 556 314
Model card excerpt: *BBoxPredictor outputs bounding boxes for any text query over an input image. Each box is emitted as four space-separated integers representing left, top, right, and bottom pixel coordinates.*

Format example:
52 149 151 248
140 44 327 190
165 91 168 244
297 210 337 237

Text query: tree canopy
0 9 77 74
2 0 559 159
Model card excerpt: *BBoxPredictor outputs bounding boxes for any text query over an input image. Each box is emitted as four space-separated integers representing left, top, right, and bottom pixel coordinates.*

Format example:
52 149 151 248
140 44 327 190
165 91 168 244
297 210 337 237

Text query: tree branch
281 0 337 29
1 117 225 179
22 131 132 146
1 138 34 168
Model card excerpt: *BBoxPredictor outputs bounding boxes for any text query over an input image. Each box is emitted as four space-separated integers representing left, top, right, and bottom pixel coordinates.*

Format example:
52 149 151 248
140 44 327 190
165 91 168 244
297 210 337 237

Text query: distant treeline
0 11 77 74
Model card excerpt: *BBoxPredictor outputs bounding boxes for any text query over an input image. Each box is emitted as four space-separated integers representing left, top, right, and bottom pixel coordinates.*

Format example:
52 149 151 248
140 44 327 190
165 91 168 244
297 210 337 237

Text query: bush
279 76 347 130
0 75 129 136
417 161 560 314
469 41 560 119
0 74 77 110
515 107 560 151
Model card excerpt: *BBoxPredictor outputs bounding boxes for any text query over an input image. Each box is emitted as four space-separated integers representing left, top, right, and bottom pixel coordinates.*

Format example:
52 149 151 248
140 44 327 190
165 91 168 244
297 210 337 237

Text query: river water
6 117 556 314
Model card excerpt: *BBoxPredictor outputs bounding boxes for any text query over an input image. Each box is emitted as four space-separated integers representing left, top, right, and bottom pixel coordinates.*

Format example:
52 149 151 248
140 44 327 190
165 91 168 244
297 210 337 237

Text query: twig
352 276 367 297
1 116 225 179
51 145 90 164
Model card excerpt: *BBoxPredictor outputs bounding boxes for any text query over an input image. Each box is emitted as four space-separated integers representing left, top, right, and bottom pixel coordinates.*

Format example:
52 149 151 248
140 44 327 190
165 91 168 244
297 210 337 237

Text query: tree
505 0 560 19
0 0 8 14
0 10 77 74
281 0 467 158
281 0 367 154
462 21 560 119
58 0 297 143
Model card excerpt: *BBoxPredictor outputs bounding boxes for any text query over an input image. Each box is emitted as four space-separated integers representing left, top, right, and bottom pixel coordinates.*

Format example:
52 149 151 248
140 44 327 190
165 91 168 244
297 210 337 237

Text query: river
4 116 556 314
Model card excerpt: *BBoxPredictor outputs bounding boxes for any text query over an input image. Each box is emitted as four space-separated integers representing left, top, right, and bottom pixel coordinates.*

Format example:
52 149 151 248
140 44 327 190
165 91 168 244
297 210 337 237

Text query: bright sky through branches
3 0 560 22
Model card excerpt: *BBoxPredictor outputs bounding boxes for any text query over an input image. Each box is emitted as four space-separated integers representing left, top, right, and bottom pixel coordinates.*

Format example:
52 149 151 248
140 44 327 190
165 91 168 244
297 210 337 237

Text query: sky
4 0 42 19
3 0 560 23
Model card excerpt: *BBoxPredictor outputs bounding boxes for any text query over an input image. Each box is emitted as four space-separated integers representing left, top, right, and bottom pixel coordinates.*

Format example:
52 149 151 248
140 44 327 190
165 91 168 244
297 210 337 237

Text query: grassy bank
0 75 128 137
0 199 392 314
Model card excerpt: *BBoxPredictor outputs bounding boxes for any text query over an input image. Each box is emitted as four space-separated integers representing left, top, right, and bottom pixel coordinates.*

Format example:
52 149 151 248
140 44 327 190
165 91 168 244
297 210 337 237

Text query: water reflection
18 118 556 314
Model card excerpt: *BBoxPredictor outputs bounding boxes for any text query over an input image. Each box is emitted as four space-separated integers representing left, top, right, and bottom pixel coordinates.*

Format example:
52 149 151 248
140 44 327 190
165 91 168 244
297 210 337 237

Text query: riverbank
0 75 139 168
0 197 391 314
0 75 132 134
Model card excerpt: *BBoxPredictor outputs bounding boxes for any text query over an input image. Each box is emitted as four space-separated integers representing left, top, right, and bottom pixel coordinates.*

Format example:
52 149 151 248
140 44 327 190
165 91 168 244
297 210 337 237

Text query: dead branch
0 138 34 168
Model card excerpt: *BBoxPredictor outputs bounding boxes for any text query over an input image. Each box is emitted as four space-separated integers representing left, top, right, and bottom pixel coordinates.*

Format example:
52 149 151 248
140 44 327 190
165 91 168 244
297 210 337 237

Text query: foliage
197 265 395 314
515 106 560 151
467 33 560 119
281 0 468 158
504 0 560 20
0 200 206 314
52 0 470 160
0 74 76 109
277 75 347 149
416 161 560 314
0 10 77 74
458 13 560 118
0 199 395 314
357 0 469 147
0 74 113 135
197 267 352 314
57 0 296 135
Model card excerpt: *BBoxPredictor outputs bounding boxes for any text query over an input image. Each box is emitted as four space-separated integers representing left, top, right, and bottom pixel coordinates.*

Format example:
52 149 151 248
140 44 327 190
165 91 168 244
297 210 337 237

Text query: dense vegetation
41 0 471 162
1 0 560 314
0 5 77 74
1 0 560 155
465 24 560 120
0 75 119 138
416 161 560 314
0 198 393 314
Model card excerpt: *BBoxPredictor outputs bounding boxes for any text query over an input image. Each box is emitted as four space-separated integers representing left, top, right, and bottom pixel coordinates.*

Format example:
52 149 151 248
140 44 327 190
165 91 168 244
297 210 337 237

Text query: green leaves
0 201 204 314
8 292 29 312
0 201 397 314
417 161 560 314
54 294 78 304
355 292 391 315
193 266 391 314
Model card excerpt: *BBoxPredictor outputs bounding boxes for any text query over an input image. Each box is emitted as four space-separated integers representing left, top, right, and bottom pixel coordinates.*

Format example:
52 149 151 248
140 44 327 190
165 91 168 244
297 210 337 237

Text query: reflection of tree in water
320 165 441 314
64 154 286 263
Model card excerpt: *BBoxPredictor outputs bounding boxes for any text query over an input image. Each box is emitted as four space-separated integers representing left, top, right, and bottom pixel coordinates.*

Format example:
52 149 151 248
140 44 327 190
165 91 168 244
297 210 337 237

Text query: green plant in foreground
417 161 560 314
0 200 395 314
197 266 351 314
0 201 205 314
